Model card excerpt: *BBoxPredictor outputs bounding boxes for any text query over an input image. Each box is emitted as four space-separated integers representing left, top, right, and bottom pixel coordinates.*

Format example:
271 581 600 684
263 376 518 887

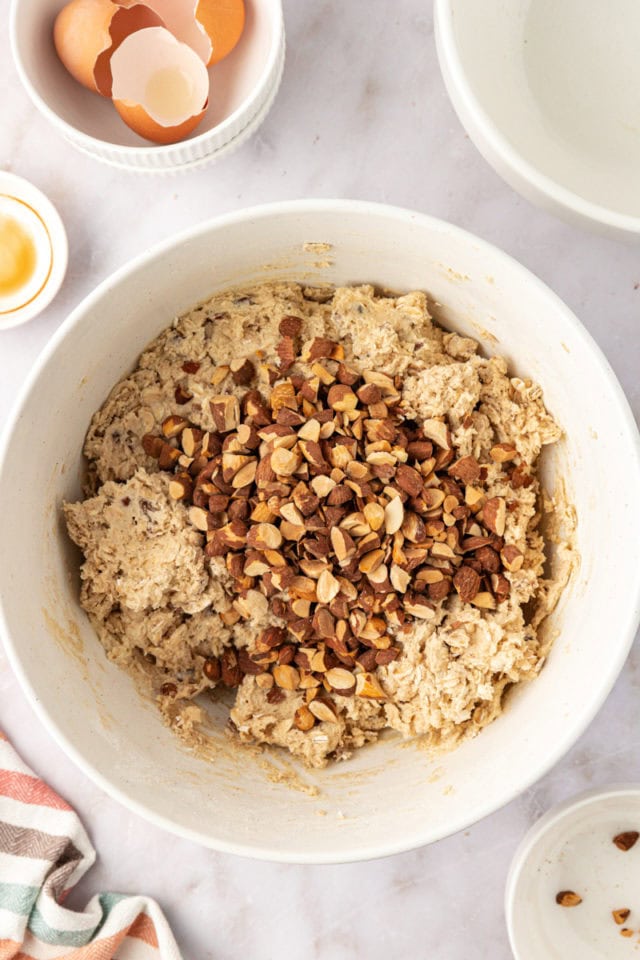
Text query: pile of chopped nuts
142 316 528 721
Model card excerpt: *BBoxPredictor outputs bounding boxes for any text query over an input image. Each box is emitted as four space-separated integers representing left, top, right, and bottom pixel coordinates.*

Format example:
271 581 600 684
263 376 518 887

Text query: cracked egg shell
54 0 165 96
197 0 245 65
117 0 245 66
110 27 210 143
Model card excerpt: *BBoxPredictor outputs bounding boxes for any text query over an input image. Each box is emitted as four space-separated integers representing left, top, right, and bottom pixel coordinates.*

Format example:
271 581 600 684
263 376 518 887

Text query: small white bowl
10 0 284 173
435 0 640 239
0 171 67 330
506 787 640 959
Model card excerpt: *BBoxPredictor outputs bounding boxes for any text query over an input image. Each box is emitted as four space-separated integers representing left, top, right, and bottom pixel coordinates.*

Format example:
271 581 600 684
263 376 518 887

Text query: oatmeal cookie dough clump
65 282 569 768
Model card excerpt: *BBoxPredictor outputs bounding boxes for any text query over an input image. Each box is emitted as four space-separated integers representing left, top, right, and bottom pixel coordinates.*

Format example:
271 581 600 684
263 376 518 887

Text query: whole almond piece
210 395 240 433
211 365 230 385
453 565 482 603
384 496 404 535
612 908 631 925
247 523 283 550
483 497 507 537
307 337 337 361
555 891 582 907
232 460 257 488
309 700 338 723
188 506 211 532
279 315 303 337
390 563 411 593
327 384 358 412
421 418 450 450
298 418 321 442
169 475 193 501
359 548 385 575
331 526 356 564
181 427 203 457
230 357 255 385
471 591 496 610
448 455 481 483
272 664 300 690
363 501 385 531
326 667 356 694
490 442 517 463
310 474 336 497
244 553 270 577
424 488 446 510
317 568 340 604
501 544 524 572
404 596 435 619
465 485 485 510
294 705 316 731
613 831 639 851
271 446 301 475
280 501 305 526
162 415 189 439
355 671 387 700
395 465 422 498
416 568 444 584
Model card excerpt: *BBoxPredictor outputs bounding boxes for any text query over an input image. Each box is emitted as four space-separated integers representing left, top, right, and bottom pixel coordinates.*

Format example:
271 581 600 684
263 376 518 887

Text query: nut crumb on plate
613 908 631 925
556 891 583 907
64 282 574 768
613 831 639 851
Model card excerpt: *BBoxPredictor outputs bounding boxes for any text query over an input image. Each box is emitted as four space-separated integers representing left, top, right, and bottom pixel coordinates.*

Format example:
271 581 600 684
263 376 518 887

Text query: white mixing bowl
435 0 640 238
1 200 638 863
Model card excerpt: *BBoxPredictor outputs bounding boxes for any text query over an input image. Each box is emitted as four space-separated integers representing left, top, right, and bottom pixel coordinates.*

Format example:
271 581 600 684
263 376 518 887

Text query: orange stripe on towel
0 941 21 960
0 771 72 811
129 913 159 947
19 917 159 960
20 930 127 960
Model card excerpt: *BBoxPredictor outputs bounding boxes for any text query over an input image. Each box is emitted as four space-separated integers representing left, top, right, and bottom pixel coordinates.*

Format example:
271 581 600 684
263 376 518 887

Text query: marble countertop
2 3 640 958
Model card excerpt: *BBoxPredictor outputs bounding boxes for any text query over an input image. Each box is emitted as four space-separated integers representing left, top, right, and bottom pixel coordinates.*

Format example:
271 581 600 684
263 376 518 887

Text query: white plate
507 787 640 959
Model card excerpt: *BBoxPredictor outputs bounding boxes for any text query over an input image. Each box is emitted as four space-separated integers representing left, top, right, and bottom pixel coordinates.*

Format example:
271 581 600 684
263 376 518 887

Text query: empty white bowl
435 0 640 238
507 786 640 959
1 200 639 862
10 0 284 173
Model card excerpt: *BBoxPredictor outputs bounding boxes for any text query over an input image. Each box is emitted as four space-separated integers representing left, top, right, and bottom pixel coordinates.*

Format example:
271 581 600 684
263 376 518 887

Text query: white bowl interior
12 0 278 150
1 202 639 862
445 0 640 220
507 788 640 960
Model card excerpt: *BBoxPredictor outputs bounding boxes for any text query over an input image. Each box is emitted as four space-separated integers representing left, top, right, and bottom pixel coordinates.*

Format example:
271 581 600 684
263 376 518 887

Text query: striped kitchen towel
0 730 183 960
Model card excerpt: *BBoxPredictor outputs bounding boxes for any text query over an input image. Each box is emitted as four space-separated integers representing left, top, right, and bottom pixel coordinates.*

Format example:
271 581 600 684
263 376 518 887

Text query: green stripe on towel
0 882 39 915
28 906 98 947
27 890 127 946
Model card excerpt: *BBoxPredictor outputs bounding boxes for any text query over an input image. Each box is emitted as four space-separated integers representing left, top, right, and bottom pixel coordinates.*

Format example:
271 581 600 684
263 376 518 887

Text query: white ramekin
434 0 640 240
10 0 284 174
1 200 639 863
0 171 68 330
506 786 640 959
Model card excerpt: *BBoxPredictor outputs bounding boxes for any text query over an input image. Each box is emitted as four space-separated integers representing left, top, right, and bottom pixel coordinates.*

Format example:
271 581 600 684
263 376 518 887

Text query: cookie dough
65 282 573 768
